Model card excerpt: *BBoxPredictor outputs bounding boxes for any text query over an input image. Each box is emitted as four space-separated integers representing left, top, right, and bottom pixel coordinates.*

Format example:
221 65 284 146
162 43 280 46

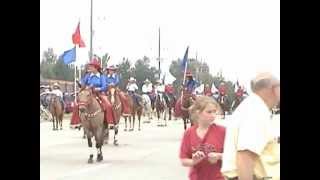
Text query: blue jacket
186 79 199 93
81 73 107 92
105 74 120 90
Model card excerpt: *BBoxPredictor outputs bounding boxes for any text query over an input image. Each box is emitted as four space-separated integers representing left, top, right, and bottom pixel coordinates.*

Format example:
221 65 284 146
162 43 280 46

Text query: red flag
72 22 86 48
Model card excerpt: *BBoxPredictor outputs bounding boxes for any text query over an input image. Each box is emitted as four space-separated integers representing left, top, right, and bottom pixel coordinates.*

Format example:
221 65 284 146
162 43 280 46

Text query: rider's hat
87 58 101 71
144 79 151 83
129 77 135 82
105 65 117 71
186 71 193 77
53 82 60 88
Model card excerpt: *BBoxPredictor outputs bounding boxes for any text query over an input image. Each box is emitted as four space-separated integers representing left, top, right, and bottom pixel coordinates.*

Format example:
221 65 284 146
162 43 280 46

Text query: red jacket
165 85 174 94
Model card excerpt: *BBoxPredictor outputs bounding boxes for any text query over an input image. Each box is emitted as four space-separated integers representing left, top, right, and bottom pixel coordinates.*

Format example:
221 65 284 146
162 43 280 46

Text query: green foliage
40 48 75 81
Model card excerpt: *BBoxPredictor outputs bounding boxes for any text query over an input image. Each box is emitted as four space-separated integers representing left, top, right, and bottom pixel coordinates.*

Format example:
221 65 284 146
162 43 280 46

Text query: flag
180 46 189 71
59 47 76 64
72 22 86 48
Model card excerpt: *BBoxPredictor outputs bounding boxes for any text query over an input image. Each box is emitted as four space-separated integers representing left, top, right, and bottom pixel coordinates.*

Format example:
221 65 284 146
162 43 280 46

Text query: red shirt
180 124 226 180
165 85 174 94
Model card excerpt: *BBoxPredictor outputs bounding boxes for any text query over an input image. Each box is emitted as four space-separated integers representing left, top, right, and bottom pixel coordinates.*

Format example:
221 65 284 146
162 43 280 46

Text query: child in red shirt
180 96 226 180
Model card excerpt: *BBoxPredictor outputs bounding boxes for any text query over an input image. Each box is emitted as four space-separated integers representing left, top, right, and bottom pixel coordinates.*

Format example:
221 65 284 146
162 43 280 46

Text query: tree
40 48 75 81
133 56 159 93
117 58 132 90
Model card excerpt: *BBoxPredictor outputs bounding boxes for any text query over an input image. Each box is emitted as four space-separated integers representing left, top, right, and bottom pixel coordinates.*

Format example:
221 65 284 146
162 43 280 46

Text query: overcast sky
40 0 279 87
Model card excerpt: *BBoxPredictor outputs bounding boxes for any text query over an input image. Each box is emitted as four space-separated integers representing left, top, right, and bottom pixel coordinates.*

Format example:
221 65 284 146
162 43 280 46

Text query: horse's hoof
60 127 63 130
82 136 86 139
129 129 133 131
88 155 94 164
138 128 141 131
114 140 119 146
96 154 103 162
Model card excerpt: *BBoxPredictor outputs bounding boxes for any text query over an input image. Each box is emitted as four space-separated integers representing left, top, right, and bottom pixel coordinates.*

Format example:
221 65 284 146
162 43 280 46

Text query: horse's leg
168 107 172 120
95 127 104 162
87 135 94 164
104 122 109 144
59 114 63 130
183 118 187 130
52 115 55 130
124 117 127 131
55 114 59 130
132 113 135 131
138 112 141 131
83 128 86 139
113 124 119 146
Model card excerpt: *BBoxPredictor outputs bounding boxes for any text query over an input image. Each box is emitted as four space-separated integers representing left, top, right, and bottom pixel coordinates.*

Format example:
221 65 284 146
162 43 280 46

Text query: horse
123 93 143 131
230 95 244 112
141 93 153 123
180 91 195 130
163 93 176 121
49 95 64 130
105 86 122 145
155 92 168 127
77 88 105 163
217 94 230 119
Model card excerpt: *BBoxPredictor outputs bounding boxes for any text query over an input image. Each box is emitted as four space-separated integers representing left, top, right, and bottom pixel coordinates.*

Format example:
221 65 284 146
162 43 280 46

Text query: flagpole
74 46 77 103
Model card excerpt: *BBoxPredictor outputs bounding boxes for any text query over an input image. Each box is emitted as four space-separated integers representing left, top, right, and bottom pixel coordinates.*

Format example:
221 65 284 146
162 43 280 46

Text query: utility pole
90 0 93 61
158 27 161 80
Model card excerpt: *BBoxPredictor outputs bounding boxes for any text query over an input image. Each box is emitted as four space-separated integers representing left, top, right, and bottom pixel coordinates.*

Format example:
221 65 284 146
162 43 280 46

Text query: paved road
41 114 193 180
40 114 279 180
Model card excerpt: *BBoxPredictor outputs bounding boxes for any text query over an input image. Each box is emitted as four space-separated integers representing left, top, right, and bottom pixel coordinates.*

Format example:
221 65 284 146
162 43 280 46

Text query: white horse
141 94 153 123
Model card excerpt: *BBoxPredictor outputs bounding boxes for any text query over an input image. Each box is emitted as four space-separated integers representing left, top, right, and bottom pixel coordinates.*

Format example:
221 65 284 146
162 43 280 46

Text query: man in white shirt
155 80 165 94
126 77 140 105
51 83 65 110
221 72 280 180
142 79 153 94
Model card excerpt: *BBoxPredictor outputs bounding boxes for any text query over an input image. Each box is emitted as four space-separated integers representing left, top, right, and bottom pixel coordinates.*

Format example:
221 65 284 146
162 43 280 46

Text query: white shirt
51 89 63 98
127 83 138 92
155 84 165 93
221 93 279 179
142 83 153 93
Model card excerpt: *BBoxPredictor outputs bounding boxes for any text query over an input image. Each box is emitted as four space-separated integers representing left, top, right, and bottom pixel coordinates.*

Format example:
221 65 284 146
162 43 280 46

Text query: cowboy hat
105 65 117 71
144 79 150 83
87 58 101 71
129 77 135 82
186 71 193 77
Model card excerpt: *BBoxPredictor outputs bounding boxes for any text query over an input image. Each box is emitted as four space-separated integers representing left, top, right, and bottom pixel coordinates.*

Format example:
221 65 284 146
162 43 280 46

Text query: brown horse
164 93 176 121
77 88 105 163
217 94 230 119
123 93 143 131
155 93 168 127
180 91 195 130
49 95 64 130
106 86 122 145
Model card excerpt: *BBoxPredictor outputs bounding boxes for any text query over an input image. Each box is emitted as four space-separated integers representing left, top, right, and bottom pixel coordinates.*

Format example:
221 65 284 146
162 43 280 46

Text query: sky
40 0 280 88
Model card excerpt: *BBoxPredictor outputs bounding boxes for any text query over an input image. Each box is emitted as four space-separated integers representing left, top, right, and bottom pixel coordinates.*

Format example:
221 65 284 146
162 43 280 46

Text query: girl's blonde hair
188 96 221 123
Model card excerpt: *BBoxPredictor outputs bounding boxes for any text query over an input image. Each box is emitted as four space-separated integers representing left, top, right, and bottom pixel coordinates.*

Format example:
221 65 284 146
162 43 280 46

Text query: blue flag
59 47 76 64
180 46 189 71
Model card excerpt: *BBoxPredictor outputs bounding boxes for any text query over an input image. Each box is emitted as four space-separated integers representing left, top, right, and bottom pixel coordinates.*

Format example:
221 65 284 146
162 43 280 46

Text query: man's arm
236 150 257 180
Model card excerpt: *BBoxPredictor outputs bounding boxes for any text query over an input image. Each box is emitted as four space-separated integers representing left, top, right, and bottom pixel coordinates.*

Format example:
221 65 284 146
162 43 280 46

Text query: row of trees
41 48 240 104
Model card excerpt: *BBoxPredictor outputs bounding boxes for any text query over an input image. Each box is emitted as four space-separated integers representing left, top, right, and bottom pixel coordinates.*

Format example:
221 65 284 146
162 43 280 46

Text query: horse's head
107 85 117 104
77 88 94 113
182 93 194 109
